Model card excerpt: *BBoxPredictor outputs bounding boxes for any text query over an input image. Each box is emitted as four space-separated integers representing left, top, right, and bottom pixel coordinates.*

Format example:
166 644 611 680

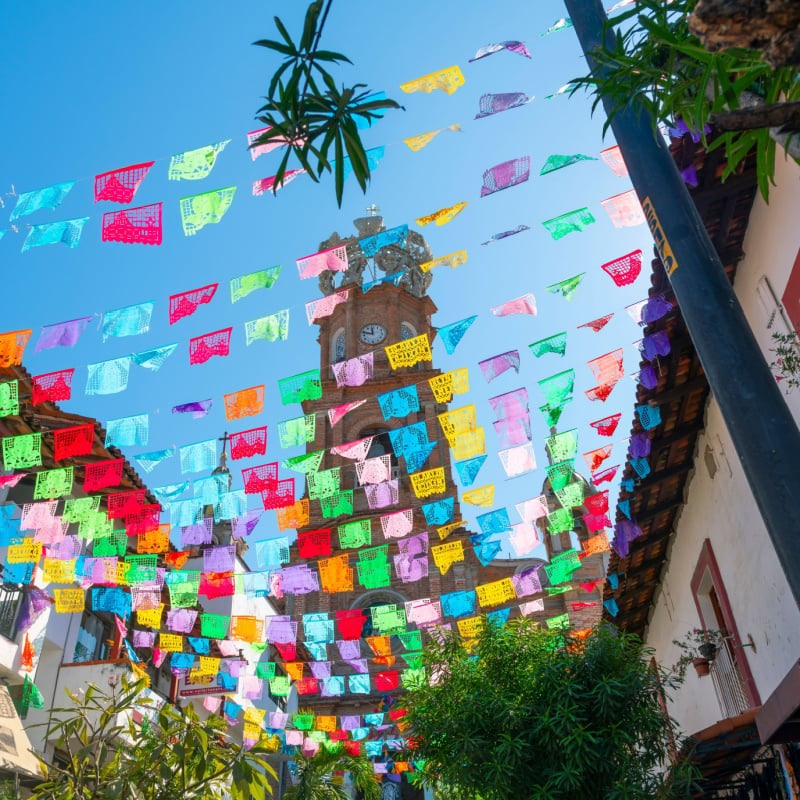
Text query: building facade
603 132 800 794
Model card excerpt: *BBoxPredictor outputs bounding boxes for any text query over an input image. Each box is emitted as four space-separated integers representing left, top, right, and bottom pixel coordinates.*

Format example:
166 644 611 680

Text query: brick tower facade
282 214 491 725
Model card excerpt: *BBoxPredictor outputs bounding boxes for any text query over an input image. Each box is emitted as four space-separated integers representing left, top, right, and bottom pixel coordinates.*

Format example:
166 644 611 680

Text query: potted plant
770 326 800 391
672 629 724 678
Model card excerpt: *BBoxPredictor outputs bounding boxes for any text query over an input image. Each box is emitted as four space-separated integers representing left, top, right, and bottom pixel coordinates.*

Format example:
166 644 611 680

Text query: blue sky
0 1 653 560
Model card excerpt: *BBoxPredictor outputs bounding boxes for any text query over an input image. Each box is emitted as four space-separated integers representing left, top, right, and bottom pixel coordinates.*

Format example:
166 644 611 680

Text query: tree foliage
573 0 800 200
403 619 696 800
284 743 381 800
252 0 402 207
30 675 277 800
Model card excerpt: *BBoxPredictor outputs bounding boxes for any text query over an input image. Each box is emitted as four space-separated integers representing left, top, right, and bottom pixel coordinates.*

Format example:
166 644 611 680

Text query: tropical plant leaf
252 1 403 205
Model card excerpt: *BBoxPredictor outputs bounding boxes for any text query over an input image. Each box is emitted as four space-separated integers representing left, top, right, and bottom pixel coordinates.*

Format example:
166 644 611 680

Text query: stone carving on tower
317 213 434 299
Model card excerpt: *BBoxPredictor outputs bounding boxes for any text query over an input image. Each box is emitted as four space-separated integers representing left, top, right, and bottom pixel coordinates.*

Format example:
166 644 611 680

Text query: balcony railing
0 585 24 641
709 640 750 718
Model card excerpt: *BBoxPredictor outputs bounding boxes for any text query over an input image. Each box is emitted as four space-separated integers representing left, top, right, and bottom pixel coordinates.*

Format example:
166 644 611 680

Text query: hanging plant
671 628 724 678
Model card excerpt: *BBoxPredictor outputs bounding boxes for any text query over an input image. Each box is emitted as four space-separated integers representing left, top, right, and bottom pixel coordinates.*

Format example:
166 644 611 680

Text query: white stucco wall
645 152 800 736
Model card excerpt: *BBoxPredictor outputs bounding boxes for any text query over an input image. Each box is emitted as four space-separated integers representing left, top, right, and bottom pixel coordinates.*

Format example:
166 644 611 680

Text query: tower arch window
400 322 417 341
332 328 346 364
360 427 398 467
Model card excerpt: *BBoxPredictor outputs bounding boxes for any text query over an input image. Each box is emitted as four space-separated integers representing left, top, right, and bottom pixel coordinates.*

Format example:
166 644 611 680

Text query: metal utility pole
563 0 800 604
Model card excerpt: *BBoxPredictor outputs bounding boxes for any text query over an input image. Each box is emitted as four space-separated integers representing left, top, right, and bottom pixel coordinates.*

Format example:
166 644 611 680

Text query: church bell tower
283 212 483 725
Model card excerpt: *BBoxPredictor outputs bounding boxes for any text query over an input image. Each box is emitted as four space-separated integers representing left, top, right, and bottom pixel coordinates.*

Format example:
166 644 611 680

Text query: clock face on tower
360 323 387 344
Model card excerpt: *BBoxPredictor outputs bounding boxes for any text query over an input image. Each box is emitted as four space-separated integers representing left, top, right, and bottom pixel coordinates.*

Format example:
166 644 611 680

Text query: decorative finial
366 204 380 217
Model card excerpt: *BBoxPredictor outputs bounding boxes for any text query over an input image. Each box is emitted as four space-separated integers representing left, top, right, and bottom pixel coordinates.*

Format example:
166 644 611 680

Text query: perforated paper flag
555 481 585 510
410 468 446 499
400 66 464 94
421 497 454 525
305 290 349 325
84 459 123 491
0 330 31 368
297 245 348 279
476 578 515 608
0 380 19 418
279 369 321 405
479 350 520 383
491 294 536 317
493 415 531 448
11 181 76 220
510 522 540 556
420 250 467 273
545 274 585 300
481 157 530 197
469 41 531 61
416 202 468 227
588 349 624 386
403 124 461 151
35 317 91 354
95 161 154 203
380 509 413 540
455 454 487 486
360 225 408 257
578 313 614 333
602 190 645 227
179 440 216 474
101 302 154 342
189 328 232 365
429 368 469 404
22 217 89 252
54 588 85 613
230 427 267 460
180 187 236 236
101 203 162 245
590 413 622 437
542 16 573 34
584 445 613 473
529 333 567 358
173 399 212 419
600 145 628 176
594 464 619 485
34 467 73 500
385 334 431 369
362 272 404 292
538 370 575 406
475 92 533 119
462 485 494 507
230 266 280 303
86 357 131 396
328 399 367 427
169 141 229 181
601 250 642 286
378 385 419 420
253 169 305 195
32 369 74 405
438 316 477 354
439 405 477 445
245 310 290 344
539 153 595 174
247 126 299 159
546 429 579 463
542 208 596 240
637 403 661 430
224 385 264 420
481 224 530 245
169 284 217 324
332 146 384 182
132 344 178 372
431 541 464 575
333 353 373 388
